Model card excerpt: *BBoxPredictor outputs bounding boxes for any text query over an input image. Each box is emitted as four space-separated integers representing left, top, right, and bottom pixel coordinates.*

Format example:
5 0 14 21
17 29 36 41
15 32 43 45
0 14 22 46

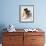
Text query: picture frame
19 5 34 23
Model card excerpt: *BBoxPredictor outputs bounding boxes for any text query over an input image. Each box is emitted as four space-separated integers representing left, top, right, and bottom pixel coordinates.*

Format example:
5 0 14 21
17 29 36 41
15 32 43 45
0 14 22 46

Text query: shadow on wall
0 24 7 43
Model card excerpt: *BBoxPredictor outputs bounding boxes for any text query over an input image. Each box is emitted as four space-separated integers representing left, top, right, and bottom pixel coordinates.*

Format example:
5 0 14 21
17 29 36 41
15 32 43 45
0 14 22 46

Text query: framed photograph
19 5 34 23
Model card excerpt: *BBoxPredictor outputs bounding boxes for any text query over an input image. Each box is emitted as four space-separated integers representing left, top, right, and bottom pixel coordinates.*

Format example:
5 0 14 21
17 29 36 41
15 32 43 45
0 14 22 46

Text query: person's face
23 10 26 16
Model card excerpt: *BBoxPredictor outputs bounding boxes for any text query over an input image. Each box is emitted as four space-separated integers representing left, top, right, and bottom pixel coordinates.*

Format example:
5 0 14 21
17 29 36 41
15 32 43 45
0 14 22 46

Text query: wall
0 0 46 29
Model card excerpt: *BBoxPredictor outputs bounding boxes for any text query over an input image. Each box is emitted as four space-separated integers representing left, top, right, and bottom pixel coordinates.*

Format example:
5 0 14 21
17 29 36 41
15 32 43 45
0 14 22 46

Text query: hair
24 8 30 16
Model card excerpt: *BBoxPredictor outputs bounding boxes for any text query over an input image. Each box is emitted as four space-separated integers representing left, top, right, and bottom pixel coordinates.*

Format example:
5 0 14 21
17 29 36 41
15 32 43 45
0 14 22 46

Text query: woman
23 8 32 19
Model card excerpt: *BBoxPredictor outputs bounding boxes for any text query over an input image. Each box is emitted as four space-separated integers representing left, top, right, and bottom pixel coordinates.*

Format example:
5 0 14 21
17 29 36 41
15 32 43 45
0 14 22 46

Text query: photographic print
19 5 34 23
